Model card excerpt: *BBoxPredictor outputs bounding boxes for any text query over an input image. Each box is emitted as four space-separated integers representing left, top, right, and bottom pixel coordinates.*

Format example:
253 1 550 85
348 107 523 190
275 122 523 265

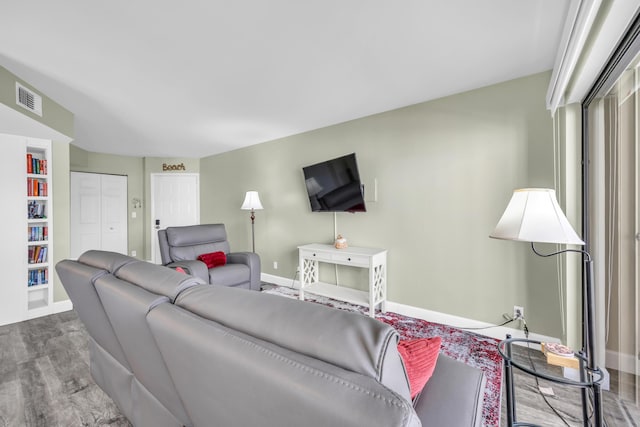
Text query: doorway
150 173 200 264
587 53 640 405
70 172 128 258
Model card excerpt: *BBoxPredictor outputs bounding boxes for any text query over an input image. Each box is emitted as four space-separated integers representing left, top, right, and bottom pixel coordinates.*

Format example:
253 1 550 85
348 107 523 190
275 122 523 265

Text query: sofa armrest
167 260 209 283
227 252 261 291
413 354 485 427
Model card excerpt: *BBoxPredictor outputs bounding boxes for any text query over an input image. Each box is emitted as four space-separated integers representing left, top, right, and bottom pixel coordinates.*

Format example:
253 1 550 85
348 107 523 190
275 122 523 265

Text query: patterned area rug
263 286 502 427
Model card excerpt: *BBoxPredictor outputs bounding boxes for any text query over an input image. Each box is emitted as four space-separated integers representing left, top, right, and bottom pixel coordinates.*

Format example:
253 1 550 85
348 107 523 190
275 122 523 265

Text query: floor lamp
241 191 263 253
490 188 603 427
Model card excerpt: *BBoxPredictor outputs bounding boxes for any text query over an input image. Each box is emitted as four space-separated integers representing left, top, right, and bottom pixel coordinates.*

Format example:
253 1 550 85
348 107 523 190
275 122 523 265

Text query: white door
71 172 128 258
151 173 200 264
100 175 128 253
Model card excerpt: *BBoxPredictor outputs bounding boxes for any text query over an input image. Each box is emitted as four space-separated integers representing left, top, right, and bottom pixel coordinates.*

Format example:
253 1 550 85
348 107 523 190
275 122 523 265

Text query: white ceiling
0 0 570 158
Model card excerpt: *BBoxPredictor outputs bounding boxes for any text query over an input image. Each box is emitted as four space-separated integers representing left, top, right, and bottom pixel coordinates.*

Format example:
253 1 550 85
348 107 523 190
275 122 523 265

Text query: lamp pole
241 191 263 254
532 244 602 426
250 208 256 253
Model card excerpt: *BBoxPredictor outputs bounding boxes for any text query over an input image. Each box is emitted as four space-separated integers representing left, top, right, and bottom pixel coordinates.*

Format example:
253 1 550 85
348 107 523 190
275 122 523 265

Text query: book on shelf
28 269 48 287
27 154 47 175
28 246 47 264
30 225 49 241
28 201 46 219
26 179 47 197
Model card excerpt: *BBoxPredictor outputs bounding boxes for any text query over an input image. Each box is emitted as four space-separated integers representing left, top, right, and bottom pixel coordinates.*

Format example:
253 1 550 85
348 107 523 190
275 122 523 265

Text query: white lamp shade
241 191 263 210
490 188 584 245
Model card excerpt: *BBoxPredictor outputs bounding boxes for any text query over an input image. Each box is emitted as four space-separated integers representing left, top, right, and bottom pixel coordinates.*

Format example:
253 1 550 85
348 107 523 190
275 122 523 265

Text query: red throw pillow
197 251 227 268
397 336 442 399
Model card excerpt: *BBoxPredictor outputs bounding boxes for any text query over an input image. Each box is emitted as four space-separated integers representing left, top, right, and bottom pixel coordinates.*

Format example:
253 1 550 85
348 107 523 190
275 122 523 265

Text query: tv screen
302 153 366 212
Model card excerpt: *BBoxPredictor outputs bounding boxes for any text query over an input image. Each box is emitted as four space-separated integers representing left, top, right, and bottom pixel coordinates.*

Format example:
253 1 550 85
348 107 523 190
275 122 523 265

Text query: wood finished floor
502 344 639 426
0 309 637 426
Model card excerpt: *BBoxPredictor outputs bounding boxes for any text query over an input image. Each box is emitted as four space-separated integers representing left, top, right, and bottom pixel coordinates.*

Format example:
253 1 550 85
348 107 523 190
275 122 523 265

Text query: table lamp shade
241 191 263 210
490 188 584 245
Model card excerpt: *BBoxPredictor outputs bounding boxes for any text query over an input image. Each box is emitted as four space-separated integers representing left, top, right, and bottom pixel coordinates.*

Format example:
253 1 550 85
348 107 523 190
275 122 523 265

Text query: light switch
131 211 137 218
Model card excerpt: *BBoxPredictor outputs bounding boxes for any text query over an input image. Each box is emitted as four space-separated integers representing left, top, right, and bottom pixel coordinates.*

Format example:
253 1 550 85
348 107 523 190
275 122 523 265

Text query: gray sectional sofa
56 250 486 427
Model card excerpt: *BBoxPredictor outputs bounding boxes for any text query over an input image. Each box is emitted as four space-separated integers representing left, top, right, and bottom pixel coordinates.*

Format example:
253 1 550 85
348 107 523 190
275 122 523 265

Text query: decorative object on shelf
240 191 263 253
544 342 574 357
490 188 603 427
334 234 347 249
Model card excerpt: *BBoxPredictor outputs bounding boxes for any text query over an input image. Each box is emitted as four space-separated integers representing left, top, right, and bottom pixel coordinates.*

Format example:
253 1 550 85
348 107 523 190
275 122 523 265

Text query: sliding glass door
587 50 640 406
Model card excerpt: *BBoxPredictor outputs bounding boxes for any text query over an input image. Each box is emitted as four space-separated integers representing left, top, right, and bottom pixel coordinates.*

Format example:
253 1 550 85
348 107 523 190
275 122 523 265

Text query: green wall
200 71 566 338
0 65 74 138
52 141 71 301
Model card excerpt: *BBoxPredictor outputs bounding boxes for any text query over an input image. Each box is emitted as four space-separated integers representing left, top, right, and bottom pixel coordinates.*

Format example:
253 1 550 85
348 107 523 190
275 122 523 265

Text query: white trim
547 0 602 113
563 0 640 104
606 349 639 375
261 273 561 346
262 272 297 288
52 299 73 314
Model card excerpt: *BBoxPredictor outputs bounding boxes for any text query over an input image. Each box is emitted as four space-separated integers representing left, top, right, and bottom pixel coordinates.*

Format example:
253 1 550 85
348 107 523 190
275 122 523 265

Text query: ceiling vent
15 82 42 117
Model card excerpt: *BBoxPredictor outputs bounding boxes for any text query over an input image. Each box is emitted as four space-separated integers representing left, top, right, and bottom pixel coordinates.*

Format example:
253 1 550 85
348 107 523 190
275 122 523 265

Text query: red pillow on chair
197 251 227 268
397 336 442 399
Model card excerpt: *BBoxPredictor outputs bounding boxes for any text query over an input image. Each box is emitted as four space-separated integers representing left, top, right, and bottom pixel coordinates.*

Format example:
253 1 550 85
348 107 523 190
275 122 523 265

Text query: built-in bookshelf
26 140 53 315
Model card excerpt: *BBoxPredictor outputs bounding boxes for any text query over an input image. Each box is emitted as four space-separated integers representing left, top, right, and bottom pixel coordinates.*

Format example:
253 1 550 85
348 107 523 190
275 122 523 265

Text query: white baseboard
606 349 639 375
53 299 73 314
262 272 297 288
261 273 560 346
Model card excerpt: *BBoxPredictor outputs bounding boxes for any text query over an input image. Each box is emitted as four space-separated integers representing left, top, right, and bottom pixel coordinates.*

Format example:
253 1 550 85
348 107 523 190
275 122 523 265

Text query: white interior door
71 172 128 258
100 175 128 253
151 173 200 264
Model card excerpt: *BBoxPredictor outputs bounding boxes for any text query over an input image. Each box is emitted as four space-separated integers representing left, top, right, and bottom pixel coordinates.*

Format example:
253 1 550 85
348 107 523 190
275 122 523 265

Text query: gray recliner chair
158 224 261 291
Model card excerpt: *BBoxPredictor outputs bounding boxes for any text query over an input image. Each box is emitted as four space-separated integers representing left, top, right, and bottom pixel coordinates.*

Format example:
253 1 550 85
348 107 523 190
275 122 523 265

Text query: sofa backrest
56 250 202 427
175 285 412 399
55 251 135 370
148 284 419 427
160 224 231 263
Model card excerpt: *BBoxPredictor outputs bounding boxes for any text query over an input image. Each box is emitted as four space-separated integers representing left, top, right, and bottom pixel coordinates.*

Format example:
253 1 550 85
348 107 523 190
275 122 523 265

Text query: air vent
15 82 42 116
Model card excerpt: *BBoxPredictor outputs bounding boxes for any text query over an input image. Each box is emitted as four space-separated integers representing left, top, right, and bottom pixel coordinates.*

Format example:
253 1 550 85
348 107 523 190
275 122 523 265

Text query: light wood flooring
0 309 637 426
502 344 639 426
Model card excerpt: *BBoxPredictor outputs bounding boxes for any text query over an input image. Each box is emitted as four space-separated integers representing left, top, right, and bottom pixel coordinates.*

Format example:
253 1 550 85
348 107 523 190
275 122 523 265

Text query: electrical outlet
296 266 300 273
131 250 137 257
513 306 524 320
273 261 278 270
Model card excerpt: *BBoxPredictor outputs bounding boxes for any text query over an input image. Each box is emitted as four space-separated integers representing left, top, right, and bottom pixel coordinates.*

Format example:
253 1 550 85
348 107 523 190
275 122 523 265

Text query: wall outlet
131 250 137 257
513 305 524 320
273 261 278 270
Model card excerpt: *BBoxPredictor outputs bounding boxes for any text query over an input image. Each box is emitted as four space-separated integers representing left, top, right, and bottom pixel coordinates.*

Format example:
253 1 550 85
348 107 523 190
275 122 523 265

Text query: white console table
298 244 387 317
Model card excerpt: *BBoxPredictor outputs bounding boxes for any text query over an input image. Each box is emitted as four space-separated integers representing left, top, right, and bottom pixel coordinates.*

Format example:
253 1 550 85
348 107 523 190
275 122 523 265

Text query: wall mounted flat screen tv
302 153 366 212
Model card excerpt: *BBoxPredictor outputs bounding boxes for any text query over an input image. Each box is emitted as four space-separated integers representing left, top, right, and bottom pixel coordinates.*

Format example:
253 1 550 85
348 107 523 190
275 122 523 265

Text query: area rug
263 286 502 427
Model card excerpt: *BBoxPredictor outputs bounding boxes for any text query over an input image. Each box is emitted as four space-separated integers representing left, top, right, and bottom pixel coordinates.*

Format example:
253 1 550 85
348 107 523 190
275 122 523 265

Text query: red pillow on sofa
197 251 227 268
397 336 442 399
